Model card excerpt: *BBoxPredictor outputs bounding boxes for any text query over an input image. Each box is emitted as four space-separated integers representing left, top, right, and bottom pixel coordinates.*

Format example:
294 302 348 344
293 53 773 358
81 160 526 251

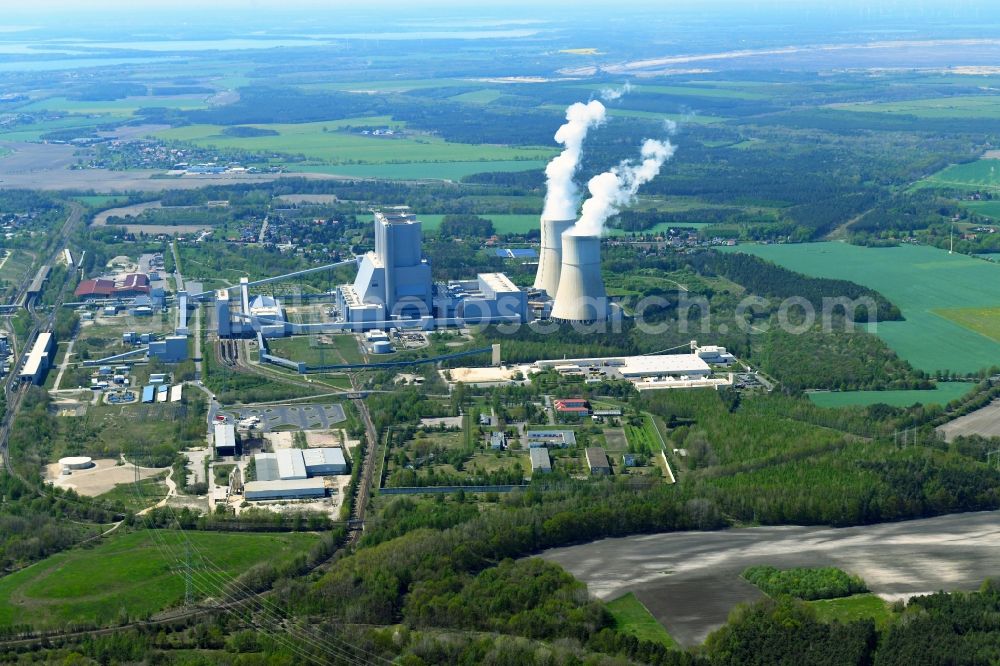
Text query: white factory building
535 353 712 379
244 447 349 501
19 332 54 384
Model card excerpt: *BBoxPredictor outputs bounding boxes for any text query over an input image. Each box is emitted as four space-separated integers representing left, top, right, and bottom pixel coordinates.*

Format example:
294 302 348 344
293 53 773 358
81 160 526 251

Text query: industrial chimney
550 231 608 322
533 218 576 298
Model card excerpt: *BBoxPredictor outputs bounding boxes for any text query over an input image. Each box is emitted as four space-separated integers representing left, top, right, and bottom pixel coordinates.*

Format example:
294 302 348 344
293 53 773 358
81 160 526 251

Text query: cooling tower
550 232 608 322
533 218 576 297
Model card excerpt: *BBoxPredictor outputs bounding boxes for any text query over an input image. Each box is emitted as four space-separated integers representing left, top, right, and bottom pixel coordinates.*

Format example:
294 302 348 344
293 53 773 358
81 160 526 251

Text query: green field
299 78 476 93
154 119 554 166
267 334 365 366
960 200 1000 219
450 88 503 104
807 594 895 630
933 306 1000 342
19 94 210 115
573 83 767 100
606 593 677 648
914 159 1000 191
0 529 318 630
721 242 1000 373
420 213 540 233
623 415 664 454
539 104 724 125
285 159 547 181
808 382 976 408
93 474 170 511
833 95 1000 118
72 195 130 208
0 250 35 286
0 114 128 141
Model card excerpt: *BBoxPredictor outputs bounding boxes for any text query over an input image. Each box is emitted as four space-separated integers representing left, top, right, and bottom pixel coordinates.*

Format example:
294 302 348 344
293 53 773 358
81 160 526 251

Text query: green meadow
19 95 210 115
420 213 539 233
449 89 504 104
0 529 318 630
154 119 554 168
807 594 896 630
285 160 547 181
960 200 1000 219
572 82 767 100
913 159 1000 191
808 382 976 409
933 306 1000 342
606 593 677 648
722 242 1000 374
833 95 1000 119
539 104 725 124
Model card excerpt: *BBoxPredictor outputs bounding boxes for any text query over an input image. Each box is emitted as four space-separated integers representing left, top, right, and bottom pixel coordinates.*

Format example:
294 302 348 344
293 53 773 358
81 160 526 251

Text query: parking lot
217 403 346 431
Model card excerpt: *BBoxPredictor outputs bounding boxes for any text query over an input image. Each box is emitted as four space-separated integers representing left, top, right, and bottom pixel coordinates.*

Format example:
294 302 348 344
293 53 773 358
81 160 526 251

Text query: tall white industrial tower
550 232 608 322
533 218 576 297
350 207 433 317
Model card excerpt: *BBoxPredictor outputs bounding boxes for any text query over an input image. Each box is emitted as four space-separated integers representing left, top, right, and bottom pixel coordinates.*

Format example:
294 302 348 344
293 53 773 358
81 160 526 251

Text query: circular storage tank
371 341 393 354
58 456 94 471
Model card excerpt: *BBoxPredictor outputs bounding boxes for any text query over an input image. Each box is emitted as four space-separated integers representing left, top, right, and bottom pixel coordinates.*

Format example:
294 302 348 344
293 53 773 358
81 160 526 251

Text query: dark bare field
542 511 1000 646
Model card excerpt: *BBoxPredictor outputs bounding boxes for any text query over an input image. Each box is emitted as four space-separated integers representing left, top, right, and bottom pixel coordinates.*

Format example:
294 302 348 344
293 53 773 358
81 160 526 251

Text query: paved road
541 510 1000 647
51 338 75 390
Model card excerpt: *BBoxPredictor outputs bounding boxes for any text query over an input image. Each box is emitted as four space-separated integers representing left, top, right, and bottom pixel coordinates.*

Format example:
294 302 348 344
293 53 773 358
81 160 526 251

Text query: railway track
1 201 83 475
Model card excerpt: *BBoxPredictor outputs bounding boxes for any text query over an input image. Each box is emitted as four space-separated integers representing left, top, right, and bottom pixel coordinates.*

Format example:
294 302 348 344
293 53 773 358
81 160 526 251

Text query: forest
741 566 868 601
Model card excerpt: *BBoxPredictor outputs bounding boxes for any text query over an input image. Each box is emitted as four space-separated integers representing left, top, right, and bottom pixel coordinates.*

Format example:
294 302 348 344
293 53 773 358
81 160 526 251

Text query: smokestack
533 218 576 297
550 231 608 322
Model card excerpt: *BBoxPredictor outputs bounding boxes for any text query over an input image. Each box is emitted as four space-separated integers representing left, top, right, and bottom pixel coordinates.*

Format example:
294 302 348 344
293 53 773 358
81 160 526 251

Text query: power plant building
448 273 526 323
339 207 433 326
148 335 188 363
216 290 231 337
338 207 526 330
248 295 286 338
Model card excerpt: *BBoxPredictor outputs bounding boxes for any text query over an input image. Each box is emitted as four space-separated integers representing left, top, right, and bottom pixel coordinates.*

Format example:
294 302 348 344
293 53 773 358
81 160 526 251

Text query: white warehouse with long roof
246 447 349 501
535 353 711 378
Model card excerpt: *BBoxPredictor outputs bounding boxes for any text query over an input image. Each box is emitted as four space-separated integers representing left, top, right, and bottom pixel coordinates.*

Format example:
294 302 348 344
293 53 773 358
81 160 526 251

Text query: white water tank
533 218 576 298
59 456 94 472
550 232 608 322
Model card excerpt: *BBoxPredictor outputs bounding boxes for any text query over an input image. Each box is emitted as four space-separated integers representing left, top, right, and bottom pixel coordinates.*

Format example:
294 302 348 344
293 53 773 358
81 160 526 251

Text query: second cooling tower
533 218 576 297
550 232 608 322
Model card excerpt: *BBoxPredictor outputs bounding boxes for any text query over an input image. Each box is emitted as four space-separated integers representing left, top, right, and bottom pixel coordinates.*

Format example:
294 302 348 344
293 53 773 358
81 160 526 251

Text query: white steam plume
572 138 675 237
541 100 607 221
599 81 632 101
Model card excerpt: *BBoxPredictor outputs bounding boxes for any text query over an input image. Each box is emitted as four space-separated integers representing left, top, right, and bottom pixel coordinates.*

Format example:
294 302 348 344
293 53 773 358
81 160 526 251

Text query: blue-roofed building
141 385 155 403
494 248 538 259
